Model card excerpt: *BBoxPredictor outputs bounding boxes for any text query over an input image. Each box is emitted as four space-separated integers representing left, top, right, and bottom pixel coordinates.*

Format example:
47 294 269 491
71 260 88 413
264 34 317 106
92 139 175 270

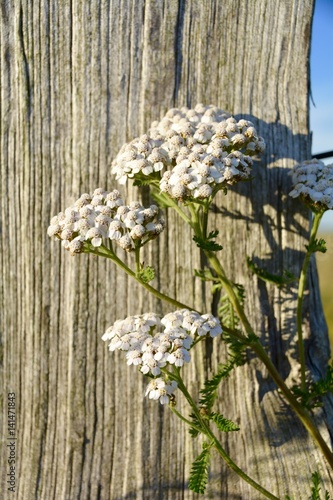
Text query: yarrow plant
289 159 333 212
289 159 333 397
47 188 165 255
112 104 264 203
48 106 333 499
102 309 222 403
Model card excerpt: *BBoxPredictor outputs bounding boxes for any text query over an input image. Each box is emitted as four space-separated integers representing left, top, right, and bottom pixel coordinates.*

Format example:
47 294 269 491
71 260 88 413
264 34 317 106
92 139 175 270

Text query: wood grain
1 1 332 498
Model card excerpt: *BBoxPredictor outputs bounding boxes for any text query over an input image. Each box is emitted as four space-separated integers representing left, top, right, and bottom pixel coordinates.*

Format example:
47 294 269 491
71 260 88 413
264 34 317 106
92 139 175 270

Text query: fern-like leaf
210 412 240 432
218 283 245 330
199 348 246 410
193 230 223 252
188 443 211 494
311 470 331 500
219 294 236 329
311 471 321 500
291 363 333 409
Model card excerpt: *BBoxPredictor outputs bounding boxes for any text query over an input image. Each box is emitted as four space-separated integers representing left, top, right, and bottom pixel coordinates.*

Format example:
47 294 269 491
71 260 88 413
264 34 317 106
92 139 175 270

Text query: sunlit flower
289 159 333 212
111 105 265 199
47 189 165 254
145 378 178 405
102 309 222 403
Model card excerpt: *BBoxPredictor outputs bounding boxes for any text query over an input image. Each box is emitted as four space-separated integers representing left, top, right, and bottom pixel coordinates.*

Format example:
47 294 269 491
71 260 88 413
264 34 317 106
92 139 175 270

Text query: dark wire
312 151 333 160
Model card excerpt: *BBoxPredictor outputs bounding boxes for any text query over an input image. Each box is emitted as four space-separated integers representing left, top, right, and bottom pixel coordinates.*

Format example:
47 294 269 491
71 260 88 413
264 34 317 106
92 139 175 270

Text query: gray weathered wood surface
1 0 332 498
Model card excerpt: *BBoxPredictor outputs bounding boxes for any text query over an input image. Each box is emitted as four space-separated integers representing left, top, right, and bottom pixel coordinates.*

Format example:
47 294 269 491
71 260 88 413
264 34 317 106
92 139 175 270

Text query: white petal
91 237 102 247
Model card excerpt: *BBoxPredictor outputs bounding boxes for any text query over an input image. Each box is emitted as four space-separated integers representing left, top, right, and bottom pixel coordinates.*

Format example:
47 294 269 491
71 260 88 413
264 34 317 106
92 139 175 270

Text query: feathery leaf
193 230 223 252
188 443 211 494
210 412 240 432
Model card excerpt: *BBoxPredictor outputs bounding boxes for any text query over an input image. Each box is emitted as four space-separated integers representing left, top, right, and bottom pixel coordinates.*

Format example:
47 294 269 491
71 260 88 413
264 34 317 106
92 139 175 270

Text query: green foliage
188 339 247 438
285 471 331 500
133 178 154 187
150 189 176 208
136 265 155 283
199 349 246 412
305 238 327 254
188 442 211 494
132 172 161 188
291 363 333 409
218 283 245 330
316 233 333 349
192 272 247 439
195 266 246 331
311 471 321 500
188 413 202 438
247 257 297 288
194 267 217 282
193 230 223 252
310 471 331 500
188 325 252 438
189 407 240 439
210 412 240 432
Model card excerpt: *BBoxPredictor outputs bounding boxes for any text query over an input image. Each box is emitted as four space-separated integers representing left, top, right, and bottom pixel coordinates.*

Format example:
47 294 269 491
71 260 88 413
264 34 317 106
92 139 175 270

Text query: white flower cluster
289 159 333 211
145 378 178 405
112 104 265 200
102 309 223 404
47 188 165 254
159 151 253 201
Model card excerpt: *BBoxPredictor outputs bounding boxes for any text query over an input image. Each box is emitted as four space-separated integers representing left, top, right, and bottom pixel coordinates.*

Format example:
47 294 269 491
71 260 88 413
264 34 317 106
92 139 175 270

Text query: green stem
169 406 202 433
180 206 333 468
204 249 333 470
201 199 212 239
150 184 193 226
89 244 192 311
167 198 192 226
135 246 141 273
296 212 323 391
252 339 333 468
205 251 253 336
188 203 201 233
172 368 279 500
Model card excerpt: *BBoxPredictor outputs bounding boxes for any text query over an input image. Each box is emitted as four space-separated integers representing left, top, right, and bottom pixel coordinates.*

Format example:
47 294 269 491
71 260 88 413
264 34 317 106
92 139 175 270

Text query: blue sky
310 0 333 231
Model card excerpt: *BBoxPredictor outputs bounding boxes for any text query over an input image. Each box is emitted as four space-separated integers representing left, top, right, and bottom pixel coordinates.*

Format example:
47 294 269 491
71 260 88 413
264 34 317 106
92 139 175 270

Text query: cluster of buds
47 188 165 254
289 159 333 212
159 150 253 201
102 309 223 404
112 104 265 200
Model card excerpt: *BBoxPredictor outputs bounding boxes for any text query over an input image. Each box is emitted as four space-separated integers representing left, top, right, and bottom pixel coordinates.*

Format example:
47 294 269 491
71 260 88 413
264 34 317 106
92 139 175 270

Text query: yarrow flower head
112 104 265 201
102 309 223 404
289 159 333 212
145 378 178 405
47 188 165 254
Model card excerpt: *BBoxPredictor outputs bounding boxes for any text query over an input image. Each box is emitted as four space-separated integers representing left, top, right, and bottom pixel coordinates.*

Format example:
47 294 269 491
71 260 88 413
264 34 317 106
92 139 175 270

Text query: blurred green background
316 232 333 352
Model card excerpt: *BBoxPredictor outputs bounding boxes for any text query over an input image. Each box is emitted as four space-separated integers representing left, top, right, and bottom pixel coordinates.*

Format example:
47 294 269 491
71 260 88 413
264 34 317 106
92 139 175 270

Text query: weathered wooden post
1 1 332 498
